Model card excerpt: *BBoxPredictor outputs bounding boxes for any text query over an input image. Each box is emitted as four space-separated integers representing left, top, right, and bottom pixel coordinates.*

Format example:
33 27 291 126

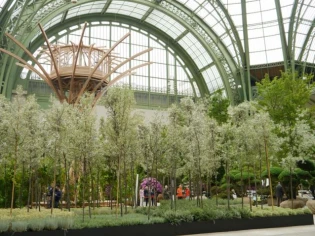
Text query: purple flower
140 177 163 193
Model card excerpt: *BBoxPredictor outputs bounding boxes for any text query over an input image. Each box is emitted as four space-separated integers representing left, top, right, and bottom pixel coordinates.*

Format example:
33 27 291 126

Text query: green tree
256 71 313 126
206 89 230 125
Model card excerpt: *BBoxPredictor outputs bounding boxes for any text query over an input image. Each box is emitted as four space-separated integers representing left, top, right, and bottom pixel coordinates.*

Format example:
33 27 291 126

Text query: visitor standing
150 188 155 206
185 187 190 199
54 185 62 208
144 186 149 206
163 185 170 200
231 189 237 200
177 184 183 199
139 187 144 206
275 182 284 207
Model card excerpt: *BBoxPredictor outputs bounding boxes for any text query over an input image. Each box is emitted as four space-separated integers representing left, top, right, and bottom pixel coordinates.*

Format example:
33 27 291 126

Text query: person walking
177 184 183 199
275 182 284 207
185 187 190 199
139 187 144 206
144 186 149 206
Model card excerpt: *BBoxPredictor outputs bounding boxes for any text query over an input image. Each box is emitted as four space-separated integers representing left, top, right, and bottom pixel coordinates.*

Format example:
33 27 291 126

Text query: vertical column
241 0 251 101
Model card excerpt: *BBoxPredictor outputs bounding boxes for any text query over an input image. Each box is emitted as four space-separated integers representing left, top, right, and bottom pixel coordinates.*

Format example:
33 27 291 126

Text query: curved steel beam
0 0 239 103
6 15 210 102
11 15 208 101
23 0 236 96
274 0 289 71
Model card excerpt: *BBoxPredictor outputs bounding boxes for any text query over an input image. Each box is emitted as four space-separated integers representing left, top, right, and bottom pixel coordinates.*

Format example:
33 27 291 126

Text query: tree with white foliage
228 101 257 209
204 117 222 206
101 87 140 217
251 111 278 209
277 114 315 205
1 85 39 216
166 103 187 210
44 98 72 214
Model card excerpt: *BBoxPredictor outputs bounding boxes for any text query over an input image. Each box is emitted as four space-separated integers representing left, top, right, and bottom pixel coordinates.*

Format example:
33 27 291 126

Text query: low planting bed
0 199 313 236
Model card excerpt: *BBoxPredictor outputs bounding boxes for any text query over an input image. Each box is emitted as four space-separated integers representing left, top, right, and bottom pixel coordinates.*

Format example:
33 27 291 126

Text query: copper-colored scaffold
0 22 153 106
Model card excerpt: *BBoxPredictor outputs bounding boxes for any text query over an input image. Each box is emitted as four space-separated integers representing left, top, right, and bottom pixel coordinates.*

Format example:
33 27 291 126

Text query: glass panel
250 51 268 65
266 48 283 63
29 23 197 97
107 1 150 19
179 33 213 69
145 10 186 39
0 0 8 13
202 66 224 93
66 1 106 19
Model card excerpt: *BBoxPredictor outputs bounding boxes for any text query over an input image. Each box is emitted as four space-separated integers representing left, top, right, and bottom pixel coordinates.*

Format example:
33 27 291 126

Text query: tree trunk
96 168 100 208
27 166 32 212
290 167 293 209
10 160 17 216
264 138 274 210
19 162 25 209
226 161 230 210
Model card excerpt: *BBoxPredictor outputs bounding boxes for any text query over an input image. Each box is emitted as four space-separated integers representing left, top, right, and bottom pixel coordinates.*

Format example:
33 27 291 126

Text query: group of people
176 184 190 199
139 184 191 206
47 185 62 208
139 186 157 206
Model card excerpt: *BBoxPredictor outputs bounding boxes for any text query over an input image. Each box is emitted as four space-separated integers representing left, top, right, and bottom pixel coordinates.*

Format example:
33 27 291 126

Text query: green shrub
238 208 251 219
57 217 74 229
11 221 28 232
303 208 311 214
28 220 45 231
0 220 9 233
189 208 205 221
44 218 59 230
163 210 193 225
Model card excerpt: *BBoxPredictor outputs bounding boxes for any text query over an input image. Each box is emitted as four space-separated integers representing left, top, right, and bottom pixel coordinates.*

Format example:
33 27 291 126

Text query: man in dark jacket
54 185 62 208
275 182 284 207
49 185 62 208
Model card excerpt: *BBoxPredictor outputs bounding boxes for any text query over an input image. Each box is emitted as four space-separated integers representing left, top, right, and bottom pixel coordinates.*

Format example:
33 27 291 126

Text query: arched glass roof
25 21 200 98
0 0 314 104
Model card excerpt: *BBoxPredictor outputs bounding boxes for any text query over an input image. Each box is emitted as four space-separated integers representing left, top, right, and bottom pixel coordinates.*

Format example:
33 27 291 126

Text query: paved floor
188 225 315 236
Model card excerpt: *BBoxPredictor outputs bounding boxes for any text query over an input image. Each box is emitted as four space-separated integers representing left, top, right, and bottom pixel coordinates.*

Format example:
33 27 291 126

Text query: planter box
3 214 313 236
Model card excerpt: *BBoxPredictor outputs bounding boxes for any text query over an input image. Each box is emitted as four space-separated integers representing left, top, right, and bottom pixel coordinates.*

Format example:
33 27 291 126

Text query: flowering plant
140 177 163 193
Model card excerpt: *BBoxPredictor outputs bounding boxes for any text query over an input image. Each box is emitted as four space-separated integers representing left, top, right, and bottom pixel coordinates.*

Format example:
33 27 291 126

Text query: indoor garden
0 71 314 233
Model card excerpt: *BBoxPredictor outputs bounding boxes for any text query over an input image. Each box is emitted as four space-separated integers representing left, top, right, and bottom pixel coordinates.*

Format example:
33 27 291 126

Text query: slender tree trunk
259 145 263 209
254 159 258 208
27 166 32 212
82 156 86 222
65 158 70 211
4 163 7 208
241 164 244 209
116 156 120 217
51 143 58 215
90 164 95 211
38 182 41 212
248 163 252 211
19 162 25 209
10 160 17 216
97 168 100 208
264 138 274 210
290 167 293 209
124 158 127 214
189 171 192 201
226 161 230 210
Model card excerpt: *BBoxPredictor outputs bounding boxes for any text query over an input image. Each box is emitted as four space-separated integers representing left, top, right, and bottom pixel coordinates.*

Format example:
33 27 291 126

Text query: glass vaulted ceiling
1 0 314 101
26 22 200 97
31 0 225 95
179 0 315 65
